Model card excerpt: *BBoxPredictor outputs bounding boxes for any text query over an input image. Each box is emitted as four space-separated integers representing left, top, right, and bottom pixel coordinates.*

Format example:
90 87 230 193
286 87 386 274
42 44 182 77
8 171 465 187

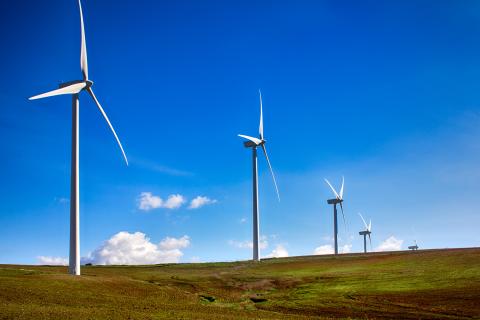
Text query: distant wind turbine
358 213 372 253
238 91 280 261
325 177 346 255
29 0 128 275
408 240 419 251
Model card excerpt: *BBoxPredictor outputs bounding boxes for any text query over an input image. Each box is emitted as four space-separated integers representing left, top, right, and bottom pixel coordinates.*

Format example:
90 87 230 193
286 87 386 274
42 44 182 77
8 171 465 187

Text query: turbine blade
358 213 368 230
324 178 340 199
29 82 87 100
87 88 128 165
368 219 372 232
339 202 346 232
259 90 263 140
261 144 280 201
368 233 372 249
79 0 88 80
238 134 262 145
339 176 344 199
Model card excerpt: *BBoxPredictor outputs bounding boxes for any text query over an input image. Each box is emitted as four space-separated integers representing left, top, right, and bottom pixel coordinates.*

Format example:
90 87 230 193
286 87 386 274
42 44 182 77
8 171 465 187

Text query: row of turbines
325 178 371 254
29 1 418 275
238 94 419 261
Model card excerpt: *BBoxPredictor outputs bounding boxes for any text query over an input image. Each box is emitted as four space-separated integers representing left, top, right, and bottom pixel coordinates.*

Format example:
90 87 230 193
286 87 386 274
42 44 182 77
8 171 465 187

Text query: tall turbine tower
325 177 346 255
29 0 128 275
358 213 372 253
238 91 280 261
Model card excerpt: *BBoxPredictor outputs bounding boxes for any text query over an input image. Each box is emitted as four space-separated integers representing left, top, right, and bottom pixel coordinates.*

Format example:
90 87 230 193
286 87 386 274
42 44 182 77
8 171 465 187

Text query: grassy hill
1 248 479 319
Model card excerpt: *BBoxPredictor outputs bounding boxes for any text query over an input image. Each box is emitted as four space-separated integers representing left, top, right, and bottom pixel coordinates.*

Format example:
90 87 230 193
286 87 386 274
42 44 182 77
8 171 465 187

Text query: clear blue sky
1 0 480 264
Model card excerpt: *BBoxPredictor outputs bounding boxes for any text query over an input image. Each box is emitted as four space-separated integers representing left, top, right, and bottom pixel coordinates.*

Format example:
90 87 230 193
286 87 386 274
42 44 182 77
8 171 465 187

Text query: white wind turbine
358 213 372 253
29 0 128 275
238 91 280 261
324 177 346 255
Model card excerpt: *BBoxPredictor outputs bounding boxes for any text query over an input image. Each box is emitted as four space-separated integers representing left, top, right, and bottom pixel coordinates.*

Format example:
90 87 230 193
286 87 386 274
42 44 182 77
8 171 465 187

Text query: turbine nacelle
59 80 93 89
242 138 265 148
327 198 343 205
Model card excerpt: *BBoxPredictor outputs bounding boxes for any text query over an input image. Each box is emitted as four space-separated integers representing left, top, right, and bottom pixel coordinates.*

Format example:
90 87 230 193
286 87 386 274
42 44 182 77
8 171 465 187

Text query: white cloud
313 244 334 255
229 236 268 250
239 217 247 223
264 245 289 258
341 244 352 253
313 243 351 255
163 194 186 209
138 192 163 211
37 256 68 265
82 232 190 265
158 236 190 250
376 236 403 252
137 192 185 211
188 196 217 209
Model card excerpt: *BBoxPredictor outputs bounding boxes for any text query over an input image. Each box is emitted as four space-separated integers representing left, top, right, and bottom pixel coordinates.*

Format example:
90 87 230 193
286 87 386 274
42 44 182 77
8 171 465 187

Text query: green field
1 248 479 319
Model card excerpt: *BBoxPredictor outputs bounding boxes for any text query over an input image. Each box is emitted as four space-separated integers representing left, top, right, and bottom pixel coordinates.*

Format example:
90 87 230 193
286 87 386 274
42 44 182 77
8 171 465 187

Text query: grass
1 248 479 319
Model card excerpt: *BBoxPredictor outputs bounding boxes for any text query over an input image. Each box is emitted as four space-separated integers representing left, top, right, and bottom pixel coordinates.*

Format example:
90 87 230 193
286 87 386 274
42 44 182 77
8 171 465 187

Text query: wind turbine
238 91 280 261
29 0 128 276
325 177 346 255
358 213 372 253
408 240 419 251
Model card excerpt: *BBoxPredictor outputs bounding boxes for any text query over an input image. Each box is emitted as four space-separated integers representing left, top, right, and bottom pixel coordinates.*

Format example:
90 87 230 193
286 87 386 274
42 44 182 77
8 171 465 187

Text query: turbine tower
29 0 128 275
408 240 419 251
325 177 346 255
358 213 372 253
238 91 280 261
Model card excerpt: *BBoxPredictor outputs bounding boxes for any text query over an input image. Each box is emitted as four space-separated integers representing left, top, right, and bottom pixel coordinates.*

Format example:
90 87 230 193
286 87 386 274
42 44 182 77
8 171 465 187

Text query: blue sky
1 0 480 264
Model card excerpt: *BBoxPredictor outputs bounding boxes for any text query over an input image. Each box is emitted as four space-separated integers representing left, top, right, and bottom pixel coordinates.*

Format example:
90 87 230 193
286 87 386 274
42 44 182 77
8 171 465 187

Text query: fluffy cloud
313 243 352 255
264 245 289 258
376 236 403 252
163 194 186 209
313 244 334 255
137 192 185 211
138 192 162 210
83 232 190 265
158 236 190 250
188 196 217 209
37 256 68 265
229 236 268 250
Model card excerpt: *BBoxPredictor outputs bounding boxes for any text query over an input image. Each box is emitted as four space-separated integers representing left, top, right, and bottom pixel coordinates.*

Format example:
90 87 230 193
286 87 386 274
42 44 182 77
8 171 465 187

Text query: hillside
1 248 479 319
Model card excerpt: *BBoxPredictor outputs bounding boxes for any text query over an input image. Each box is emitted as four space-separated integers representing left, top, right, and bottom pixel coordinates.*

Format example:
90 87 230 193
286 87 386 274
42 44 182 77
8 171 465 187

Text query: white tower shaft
363 234 367 253
333 204 338 255
69 94 80 276
252 147 260 261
